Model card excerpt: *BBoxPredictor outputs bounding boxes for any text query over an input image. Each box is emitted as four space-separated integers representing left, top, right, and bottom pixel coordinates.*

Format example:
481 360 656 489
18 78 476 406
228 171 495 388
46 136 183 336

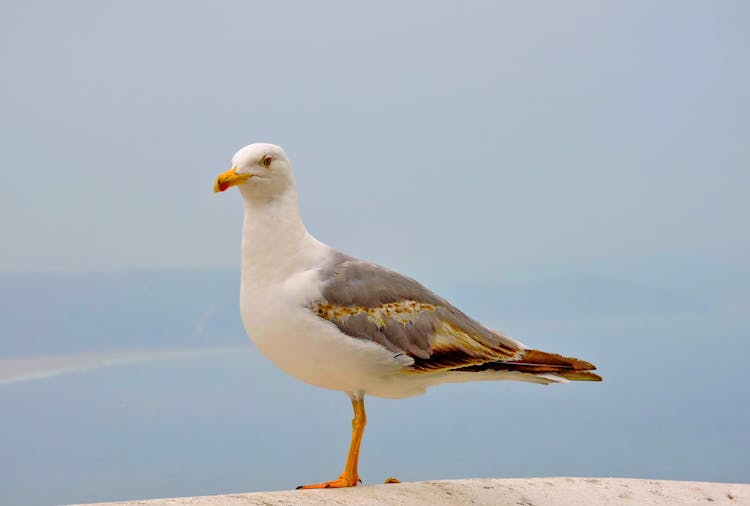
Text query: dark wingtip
560 370 603 381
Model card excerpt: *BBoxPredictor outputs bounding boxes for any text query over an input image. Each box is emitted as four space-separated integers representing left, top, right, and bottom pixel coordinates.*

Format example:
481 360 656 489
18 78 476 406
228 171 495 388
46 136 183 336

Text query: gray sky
1 0 748 280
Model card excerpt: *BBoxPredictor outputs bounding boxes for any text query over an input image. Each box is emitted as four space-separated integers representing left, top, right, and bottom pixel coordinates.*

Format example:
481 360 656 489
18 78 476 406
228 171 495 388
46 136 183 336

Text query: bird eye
262 156 273 167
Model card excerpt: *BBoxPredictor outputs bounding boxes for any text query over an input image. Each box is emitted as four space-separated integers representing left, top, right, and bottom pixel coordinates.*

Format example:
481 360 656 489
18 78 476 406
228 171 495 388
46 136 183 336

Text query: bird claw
296 475 360 489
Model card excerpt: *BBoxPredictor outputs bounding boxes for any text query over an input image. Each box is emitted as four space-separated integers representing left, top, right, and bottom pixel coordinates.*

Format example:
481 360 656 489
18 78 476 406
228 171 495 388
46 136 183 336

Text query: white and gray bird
214 143 601 489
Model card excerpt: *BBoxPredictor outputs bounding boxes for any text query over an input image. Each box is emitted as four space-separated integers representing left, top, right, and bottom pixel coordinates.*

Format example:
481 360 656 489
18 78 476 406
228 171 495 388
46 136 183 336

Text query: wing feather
311 252 524 371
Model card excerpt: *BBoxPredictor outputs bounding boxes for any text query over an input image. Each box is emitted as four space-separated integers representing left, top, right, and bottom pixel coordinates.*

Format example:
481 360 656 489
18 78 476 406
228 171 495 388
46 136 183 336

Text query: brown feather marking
410 346 491 372
558 371 603 381
314 301 436 327
515 349 597 372
408 321 523 373
453 348 601 381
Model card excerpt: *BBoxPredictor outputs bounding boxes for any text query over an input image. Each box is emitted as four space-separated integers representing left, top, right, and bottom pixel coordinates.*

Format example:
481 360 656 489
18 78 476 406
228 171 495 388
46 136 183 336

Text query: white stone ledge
75 477 750 506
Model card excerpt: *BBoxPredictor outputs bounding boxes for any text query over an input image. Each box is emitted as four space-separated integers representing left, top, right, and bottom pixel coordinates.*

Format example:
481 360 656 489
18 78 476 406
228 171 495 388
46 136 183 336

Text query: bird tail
507 349 602 381
458 349 602 381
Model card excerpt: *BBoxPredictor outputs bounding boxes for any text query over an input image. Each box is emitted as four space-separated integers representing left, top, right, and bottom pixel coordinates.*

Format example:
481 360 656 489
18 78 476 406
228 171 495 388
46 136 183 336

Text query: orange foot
384 477 401 484
297 475 360 489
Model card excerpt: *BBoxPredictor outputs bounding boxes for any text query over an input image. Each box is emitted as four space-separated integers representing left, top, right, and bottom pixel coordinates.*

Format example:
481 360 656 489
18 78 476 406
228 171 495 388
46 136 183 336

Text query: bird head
214 143 294 201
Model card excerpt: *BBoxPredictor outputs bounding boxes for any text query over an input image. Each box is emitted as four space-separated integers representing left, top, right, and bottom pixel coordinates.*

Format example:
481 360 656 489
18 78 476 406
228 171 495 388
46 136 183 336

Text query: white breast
237 194 406 396
240 265 407 395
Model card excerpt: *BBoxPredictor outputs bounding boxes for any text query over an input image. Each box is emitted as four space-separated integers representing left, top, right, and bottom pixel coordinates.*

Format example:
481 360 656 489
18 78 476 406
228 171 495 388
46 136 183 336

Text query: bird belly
240 296 404 395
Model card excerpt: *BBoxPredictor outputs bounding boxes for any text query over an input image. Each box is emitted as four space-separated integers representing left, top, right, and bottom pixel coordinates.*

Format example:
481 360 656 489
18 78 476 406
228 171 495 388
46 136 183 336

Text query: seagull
214 143 601 489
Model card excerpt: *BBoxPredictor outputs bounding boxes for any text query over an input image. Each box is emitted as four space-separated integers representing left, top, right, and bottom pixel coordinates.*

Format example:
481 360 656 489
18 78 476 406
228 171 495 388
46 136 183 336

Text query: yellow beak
214 166 252 193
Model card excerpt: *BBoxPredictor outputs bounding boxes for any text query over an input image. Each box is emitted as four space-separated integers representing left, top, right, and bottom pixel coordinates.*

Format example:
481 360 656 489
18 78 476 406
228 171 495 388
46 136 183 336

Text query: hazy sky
1 1 748 280
1 5 749 501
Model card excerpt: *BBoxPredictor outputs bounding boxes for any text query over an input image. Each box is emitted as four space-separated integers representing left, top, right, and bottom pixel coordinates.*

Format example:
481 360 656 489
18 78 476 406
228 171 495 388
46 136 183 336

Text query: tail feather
457 348 602 382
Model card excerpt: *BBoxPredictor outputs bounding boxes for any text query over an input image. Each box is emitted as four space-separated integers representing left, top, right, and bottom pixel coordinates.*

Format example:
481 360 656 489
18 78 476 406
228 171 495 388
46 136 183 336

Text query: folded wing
311 252 600 381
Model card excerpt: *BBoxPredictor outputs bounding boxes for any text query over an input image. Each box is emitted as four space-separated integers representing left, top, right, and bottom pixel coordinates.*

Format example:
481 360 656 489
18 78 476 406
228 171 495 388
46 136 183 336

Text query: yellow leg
297 396 366 489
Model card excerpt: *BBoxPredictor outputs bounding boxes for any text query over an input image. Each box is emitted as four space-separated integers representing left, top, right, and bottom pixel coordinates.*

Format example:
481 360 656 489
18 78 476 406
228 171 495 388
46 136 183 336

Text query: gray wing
311 251 524 372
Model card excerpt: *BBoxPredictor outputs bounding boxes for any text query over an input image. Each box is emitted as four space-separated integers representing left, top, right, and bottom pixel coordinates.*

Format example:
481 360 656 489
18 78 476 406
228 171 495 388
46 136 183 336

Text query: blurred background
1 1 748 504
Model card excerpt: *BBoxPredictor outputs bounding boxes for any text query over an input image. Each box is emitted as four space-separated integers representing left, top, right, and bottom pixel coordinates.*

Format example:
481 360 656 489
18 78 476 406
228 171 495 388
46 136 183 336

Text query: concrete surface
76 477 750 505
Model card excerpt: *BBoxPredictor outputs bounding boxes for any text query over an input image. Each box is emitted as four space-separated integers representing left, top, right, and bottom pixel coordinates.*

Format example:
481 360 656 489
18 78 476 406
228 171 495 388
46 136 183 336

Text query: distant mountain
0 263 729 357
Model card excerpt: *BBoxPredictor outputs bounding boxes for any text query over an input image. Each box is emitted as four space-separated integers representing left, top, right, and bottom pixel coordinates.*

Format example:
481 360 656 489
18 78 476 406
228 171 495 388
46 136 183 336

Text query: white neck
239 186 326 284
